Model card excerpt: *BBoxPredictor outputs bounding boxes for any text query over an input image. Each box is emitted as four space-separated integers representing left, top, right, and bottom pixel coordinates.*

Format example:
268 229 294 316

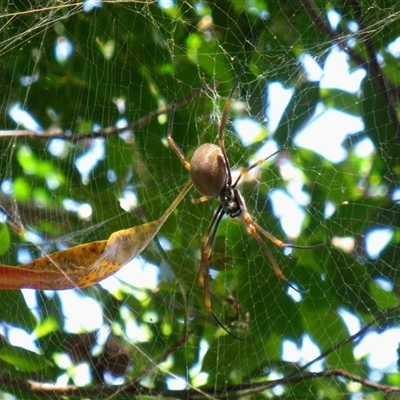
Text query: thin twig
300 0 400 140
351 0 400 140
300 0 367 67
285 303 400 381
2 363 400 399
0 84 215 142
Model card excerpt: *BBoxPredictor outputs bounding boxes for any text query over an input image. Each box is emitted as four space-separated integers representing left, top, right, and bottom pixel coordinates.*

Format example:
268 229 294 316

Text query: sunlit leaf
0 180 192 290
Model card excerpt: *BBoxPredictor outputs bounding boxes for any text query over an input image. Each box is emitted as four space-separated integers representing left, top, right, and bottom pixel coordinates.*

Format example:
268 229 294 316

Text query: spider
167 66 321 337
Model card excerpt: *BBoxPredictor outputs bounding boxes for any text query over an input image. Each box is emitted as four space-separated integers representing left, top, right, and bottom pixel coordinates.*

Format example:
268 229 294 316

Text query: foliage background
1 0 400 398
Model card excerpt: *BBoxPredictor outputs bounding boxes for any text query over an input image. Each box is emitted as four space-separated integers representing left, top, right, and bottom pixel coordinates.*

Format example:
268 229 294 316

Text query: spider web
0 0 400 398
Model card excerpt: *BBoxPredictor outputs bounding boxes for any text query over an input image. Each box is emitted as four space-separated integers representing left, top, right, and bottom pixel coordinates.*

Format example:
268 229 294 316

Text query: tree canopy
1 0 400 398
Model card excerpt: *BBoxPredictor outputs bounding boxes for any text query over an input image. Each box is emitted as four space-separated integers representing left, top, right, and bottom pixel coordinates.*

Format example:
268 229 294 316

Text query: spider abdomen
190 143 227 198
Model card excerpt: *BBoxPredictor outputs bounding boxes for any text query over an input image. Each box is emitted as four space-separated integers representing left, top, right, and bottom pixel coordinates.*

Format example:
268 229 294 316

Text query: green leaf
0 291 37 331
0 346 52 372
0 224 11 256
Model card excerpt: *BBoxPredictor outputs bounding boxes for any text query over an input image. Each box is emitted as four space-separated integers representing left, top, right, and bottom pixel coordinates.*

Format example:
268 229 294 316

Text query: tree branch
0 84 215 142
300 0 400 140
1 365 399 399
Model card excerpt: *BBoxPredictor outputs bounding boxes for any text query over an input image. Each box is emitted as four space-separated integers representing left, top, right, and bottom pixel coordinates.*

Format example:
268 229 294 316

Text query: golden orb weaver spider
167 65 321 338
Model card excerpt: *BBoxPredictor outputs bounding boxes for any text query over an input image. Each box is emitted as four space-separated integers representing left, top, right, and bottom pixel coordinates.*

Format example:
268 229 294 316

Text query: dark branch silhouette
0 84 215 142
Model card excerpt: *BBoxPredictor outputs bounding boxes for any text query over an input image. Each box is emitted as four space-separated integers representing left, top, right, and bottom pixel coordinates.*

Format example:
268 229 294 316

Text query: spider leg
246 218 290 249
218 64 247 185
232 149 282 188
191 196 212 204
253 220 325 250
233 150 325 252
167 99 191 171
236 191 304 294
199 204 224 296
199 206 244 340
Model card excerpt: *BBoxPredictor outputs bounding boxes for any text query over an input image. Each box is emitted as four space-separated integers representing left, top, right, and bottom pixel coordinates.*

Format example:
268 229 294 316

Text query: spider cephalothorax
220 186 241 218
